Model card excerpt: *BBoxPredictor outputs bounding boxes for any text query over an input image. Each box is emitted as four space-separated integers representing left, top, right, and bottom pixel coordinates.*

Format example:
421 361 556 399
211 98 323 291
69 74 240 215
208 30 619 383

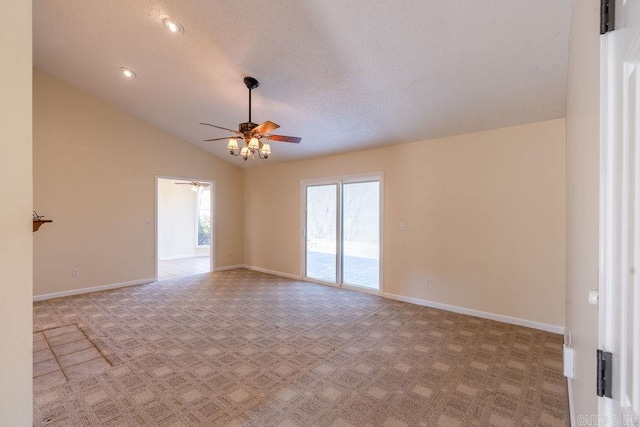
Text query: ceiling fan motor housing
239 121 258 133
243 77 259 90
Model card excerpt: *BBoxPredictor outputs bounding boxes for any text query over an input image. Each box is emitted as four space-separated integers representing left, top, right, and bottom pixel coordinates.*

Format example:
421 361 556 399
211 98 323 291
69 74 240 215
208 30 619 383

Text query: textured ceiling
33 0 572 168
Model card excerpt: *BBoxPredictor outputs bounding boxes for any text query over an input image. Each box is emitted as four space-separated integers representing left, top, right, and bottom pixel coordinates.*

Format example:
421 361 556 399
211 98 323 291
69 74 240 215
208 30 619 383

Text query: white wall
0 0 33 424
565 0 600 421
245 119 566 330
158 179 209 260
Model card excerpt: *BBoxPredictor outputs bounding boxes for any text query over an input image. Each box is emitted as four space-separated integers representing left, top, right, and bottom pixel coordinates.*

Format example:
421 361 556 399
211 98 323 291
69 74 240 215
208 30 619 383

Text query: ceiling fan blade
252 121 280 135
203 137 237 142
199 122 241 134
264 134 302 144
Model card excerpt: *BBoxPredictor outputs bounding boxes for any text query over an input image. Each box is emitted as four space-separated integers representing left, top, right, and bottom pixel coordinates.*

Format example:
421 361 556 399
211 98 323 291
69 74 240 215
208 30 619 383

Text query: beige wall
245 119 566 328
33 71 244 296
0 0 33 424
565 0 600 421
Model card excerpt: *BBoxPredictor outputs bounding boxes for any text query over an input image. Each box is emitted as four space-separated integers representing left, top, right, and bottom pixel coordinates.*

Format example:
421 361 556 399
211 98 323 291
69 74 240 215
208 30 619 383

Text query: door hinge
600 0 615 35
597 349 613 398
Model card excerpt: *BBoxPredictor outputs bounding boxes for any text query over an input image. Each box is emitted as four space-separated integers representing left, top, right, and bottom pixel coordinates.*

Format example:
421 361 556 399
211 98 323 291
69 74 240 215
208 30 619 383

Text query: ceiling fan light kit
200 77 301 161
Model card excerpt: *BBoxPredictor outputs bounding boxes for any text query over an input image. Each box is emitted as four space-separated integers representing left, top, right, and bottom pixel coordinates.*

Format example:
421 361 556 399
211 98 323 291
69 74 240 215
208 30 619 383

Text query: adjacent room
4 0 633 426
157 178 213 281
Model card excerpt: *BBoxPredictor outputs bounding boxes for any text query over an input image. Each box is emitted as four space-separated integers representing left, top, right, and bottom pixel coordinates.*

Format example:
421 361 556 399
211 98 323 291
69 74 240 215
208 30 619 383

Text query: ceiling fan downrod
244 77 259 124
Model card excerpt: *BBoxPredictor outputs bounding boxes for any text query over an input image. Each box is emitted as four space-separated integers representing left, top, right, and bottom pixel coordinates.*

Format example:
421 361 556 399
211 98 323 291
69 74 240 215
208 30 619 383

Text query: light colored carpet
33 269 569 426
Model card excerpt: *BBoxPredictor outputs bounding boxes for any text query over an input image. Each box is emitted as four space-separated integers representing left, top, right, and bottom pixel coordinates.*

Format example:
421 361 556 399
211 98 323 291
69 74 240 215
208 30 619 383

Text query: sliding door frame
300 172 384 294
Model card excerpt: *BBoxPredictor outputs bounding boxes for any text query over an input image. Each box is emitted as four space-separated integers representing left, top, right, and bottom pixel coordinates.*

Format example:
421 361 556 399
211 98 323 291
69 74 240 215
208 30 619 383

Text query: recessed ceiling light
121 67 136 78
163 18 184 34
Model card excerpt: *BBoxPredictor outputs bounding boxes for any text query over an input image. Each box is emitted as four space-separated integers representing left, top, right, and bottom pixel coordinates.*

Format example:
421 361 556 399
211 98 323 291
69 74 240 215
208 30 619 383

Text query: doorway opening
301 173 382 291
156 177 215 280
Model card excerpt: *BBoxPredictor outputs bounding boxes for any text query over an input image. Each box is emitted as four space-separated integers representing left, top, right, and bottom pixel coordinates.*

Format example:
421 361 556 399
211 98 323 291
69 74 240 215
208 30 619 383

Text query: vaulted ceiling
33 1 572 168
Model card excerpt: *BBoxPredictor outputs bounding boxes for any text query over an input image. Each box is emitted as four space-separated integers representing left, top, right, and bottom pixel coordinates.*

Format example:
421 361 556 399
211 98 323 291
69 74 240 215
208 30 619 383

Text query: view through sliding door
303 175 381 290
305 184 338 283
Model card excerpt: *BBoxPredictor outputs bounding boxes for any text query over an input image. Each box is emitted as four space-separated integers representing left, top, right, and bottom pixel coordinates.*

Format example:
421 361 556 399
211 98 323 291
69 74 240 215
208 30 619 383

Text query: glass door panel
305 184 337 283
342 181 380 289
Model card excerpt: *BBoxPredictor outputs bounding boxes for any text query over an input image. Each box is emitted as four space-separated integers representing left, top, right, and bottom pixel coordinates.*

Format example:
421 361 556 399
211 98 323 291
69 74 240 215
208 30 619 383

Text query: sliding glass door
303 175 381 291
305 184 338 283
342 181 380 289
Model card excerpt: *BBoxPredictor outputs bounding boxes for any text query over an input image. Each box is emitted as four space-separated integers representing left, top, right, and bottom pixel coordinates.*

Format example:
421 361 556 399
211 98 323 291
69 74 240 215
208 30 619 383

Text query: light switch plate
563 344 574 379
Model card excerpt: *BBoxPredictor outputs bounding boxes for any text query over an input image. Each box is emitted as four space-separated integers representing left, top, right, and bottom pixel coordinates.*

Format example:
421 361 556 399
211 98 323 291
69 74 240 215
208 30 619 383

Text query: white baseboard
243 265 302 281
31 266 564 334
383 292 564 334
214 264 245 272
238 265 564 334
567 378 575 426
33 278 155 302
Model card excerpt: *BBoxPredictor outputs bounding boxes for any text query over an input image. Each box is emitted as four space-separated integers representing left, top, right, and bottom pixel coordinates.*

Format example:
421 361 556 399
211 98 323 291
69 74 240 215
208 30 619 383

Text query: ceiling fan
200 77 301 161
175 181 210 192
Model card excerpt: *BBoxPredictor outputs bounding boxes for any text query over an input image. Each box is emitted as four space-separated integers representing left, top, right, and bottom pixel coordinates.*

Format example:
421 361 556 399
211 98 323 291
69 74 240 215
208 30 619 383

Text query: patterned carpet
33 269 569 426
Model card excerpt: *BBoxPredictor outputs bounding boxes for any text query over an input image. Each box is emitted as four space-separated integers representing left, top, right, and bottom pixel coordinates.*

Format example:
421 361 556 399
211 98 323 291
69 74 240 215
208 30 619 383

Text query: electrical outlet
71 269 79 277
426 277 432 286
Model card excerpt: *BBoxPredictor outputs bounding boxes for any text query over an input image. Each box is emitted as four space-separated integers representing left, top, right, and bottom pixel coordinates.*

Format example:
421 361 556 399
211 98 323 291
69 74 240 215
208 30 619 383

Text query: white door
600 0 640 422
